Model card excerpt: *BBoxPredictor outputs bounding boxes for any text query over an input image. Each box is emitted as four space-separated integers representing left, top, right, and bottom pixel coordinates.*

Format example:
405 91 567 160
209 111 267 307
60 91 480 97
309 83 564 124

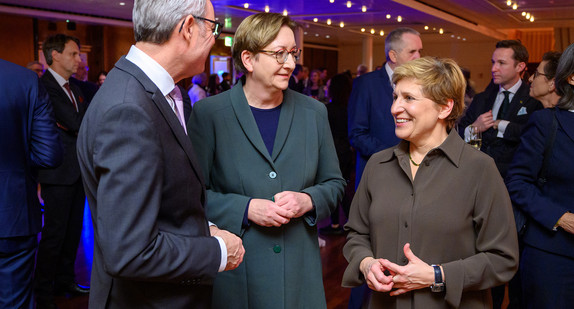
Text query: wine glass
469 126 482 150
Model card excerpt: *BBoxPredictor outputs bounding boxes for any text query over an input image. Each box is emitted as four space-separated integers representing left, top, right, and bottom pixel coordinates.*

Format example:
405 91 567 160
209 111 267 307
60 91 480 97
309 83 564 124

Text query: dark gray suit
77 56 221 308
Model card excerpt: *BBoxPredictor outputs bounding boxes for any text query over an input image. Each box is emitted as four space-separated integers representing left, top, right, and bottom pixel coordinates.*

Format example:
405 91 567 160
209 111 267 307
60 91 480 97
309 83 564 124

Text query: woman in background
303 69 327 103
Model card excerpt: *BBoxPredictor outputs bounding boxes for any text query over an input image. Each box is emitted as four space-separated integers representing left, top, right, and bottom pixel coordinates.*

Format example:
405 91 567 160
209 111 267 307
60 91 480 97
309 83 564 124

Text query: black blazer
77 56 221 309
458 80 542 177
38 70 88 185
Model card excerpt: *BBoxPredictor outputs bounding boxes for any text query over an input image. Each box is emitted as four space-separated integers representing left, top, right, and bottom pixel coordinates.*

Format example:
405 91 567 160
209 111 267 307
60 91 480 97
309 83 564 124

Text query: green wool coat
188 82 346 309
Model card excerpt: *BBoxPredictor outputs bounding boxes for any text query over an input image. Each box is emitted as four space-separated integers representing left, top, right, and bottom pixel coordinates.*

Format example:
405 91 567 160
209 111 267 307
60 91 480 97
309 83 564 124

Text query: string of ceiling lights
505 0 535 22
239 1 469 41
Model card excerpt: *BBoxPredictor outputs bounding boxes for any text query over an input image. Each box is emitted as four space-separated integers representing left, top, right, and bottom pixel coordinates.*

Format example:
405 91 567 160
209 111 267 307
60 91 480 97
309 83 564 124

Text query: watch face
431 283 445 292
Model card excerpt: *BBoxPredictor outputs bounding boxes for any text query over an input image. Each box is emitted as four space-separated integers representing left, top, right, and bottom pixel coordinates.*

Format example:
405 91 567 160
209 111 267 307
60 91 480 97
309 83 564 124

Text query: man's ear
516 61 526 74
388 50 397 64
51 50 60 63
180 15 195 40
241 50 255 73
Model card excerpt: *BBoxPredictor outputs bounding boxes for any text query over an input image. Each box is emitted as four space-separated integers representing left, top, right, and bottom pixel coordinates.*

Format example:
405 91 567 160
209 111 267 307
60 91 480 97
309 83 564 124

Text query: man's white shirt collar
47 67 68 87
499 79 522 95
125 45 176 95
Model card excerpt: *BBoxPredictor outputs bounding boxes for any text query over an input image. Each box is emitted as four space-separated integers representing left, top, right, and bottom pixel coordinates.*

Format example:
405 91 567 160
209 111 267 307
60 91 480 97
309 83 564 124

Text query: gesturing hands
362 243 437 296
247 191 313 227
210 226 245 271
472 110 494 132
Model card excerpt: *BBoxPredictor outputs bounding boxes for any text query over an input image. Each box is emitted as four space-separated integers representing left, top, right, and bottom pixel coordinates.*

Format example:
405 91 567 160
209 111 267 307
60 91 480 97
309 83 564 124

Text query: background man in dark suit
35 34 89 309
346 27 423 309
457 39 542 309
288 64 304 92
76 0 244 307
0 59 62 309
458 40 543 179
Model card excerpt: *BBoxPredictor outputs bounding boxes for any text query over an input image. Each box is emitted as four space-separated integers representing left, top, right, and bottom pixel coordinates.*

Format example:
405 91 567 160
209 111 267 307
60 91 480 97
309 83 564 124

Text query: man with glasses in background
76 0 243 308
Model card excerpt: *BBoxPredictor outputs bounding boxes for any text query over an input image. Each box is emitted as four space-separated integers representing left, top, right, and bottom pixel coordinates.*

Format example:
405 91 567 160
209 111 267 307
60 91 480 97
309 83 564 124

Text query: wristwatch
430 264 445 292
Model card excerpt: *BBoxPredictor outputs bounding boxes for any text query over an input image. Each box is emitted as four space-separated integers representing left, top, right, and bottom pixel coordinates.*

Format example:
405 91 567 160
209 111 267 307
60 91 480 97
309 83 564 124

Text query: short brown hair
392 57 466 130
495 40 529 65
232 13 297 73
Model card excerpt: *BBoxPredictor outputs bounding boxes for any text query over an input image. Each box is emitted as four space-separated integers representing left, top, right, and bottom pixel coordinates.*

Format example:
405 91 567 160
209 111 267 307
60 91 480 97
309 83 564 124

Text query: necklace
408 152 420 166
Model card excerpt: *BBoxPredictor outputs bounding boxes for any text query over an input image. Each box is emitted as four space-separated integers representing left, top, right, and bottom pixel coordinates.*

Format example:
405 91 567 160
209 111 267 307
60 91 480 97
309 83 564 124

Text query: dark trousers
0 235 37 309
35 180 85 302
521 245 574 309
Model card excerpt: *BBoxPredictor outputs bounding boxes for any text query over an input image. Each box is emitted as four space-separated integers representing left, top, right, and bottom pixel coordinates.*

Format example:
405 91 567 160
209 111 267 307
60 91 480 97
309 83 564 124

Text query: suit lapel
506 81 529 119
556 110 574 143
230 83 274 163
271 90 294 161
115 57 205 186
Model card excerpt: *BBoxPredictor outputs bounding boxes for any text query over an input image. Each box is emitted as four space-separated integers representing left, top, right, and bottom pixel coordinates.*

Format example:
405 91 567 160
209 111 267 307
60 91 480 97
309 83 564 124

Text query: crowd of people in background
4 3 574 308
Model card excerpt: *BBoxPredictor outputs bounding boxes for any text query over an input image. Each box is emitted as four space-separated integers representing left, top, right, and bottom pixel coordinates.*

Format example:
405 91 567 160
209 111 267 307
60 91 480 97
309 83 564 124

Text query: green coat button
273 245 281 253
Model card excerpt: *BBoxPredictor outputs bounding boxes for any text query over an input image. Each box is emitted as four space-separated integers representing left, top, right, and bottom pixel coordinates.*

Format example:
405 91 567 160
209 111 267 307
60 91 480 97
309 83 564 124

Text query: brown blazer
343 130 519 308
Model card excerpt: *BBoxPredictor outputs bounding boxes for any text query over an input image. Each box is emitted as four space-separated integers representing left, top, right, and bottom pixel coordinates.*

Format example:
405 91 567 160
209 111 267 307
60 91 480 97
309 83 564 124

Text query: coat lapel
230 82 274 163
115 57 205 186
556 109 574 143
506 81 529 119
271 90 295 161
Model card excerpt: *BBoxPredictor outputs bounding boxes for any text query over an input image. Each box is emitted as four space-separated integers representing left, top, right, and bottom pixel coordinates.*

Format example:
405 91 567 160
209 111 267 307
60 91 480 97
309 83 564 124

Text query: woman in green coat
188 13 345 309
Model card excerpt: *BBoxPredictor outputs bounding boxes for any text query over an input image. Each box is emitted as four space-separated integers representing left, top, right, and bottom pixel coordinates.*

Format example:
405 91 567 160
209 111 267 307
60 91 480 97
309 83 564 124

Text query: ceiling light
265 5 269 12
512 3 518 10
340 21 345 27
506 0 512 6
119 2 125 5
361 28 365 32
327 19 332 25
451 34 455 38
397 16 402 22
386 14 391 19
347 1 352 8
433 27 436 30
424 26 429 30
304 32 308 35
326 35 331 38
370 29 375 34
463 38 466 41
313 18 318 22
330 0 334 3
530 16 534 22
522 12 526 16
380 30 384 36
315 33 319 37
439 28 444 34
457 36 461 39
243 3 249 9
283 9 288 16
525 13 530 19
362 5 367 12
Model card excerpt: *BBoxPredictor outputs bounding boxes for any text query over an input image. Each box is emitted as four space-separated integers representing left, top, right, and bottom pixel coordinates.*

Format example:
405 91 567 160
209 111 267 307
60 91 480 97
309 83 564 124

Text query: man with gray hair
346 27 422 309
76 0 244 308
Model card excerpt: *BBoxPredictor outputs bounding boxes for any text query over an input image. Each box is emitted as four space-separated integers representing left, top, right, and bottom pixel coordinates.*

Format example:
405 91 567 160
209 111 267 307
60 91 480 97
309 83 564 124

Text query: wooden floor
53 208 351 309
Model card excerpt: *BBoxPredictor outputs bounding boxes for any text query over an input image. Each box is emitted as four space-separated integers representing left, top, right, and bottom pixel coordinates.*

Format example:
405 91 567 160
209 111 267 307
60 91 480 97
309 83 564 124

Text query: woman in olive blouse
342 57 519 308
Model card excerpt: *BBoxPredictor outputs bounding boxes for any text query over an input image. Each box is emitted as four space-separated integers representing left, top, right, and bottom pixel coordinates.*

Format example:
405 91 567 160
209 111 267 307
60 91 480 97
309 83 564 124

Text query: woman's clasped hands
361 243 438 296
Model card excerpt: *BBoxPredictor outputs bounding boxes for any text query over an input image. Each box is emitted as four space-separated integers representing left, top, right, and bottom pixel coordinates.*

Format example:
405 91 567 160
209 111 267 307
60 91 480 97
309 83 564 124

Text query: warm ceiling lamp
521 12 526 16
525 13 531 19
380 30 384 36
386 14 391 19
424 25 429 30
362 5 367 12
530 16 534 22
347 1 352 8
506 0 511 6
361 28 365 32
330 0 334 3
243 3 249 8
283 9 288 16
370 29 375 34
340 21 345 27
264 5 269 12
327 19 332 25
313 18 318 22
439 28 444 34
397 16 402 22
119 2 125 5
512 3 518 9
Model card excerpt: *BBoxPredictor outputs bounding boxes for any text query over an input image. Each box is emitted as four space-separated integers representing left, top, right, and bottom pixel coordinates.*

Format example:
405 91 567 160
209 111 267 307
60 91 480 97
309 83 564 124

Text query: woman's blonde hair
392 57 466 130
232 13 297 73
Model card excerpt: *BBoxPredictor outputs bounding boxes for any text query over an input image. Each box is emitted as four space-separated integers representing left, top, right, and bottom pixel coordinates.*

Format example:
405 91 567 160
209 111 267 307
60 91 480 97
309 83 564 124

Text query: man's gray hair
133 0 207 44
384 27 420 62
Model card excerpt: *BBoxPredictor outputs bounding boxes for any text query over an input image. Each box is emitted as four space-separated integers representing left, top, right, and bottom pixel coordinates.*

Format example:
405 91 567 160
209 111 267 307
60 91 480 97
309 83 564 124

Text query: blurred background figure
188 12 345 309
506 43 574 309
288 63 304 93
461 67 476 107
73 62 88 82
356 64 368 77
528 51 562 108
188 72 207 106
320 73 354 235
343 57 518 308
0 58 62 309
70 61 98 104
96 70 107 87
220 72 231 91
207 73 221 96
303 69 327 103
26 61 44 78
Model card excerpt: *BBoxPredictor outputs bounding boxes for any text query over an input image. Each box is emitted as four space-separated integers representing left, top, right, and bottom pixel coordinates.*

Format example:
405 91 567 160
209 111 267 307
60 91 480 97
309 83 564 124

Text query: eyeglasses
533 70 550 79
258 48 302 64
178 15 222 39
